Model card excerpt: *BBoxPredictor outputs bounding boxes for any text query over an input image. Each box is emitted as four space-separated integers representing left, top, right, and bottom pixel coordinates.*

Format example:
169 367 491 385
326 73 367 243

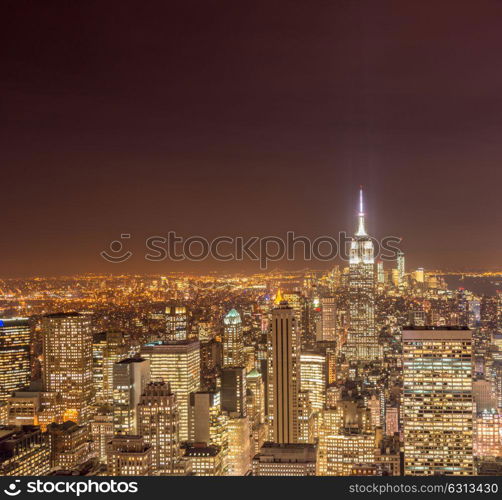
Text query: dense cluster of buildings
0 190 501 476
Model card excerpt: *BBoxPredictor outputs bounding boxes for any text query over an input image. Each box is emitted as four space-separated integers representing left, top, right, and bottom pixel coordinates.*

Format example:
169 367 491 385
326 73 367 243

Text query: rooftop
44 312 83 318
117 357 146 364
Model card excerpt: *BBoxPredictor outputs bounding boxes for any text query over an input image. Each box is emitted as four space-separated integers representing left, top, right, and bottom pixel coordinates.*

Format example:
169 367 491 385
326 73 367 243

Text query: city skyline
1 199 501 477
1 0 502 484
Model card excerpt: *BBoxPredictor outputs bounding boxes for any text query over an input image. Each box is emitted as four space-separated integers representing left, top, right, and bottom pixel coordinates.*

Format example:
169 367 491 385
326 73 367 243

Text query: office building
0 425 50 476
140 340 200 441
107 435 152 476
344 189 382 364
403 327 474 475
47 420 90 470
0 318 31 401
137 381 180 475
268 297 300 443
222 309 245 368
252 443 317 476
299 351 326 412
112 357 150 434
42 313 93 424
221 366 247 417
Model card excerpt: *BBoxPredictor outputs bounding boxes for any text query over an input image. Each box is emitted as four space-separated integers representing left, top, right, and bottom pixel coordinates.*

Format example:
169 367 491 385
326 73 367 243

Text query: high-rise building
112 357 150 434
42 313 93 424
319 297 336 341
473 379 497 412
390 269 400 287
107 435 152 476
414 268 425 283
268 297 300 444
246 369 265 426
0 402 8 425
165 304 188 341
90 409 114 464
140 340 200 441
396 250 405 286
92 331 126 404
0 425 50 476
344 189 382 365
221 366 247 417
252 443 317 476
297 390 315 444
481 296 498 335
281 291 307 346
299 352 326 412
367 394 381 428
246 369 268 456
137 381 180 475
188 391 229 468
0 318 31 401
47 420 90 470
227 416 251 475
317 405 376 476
222 309 244 368
385 405 399 436
474 409 502 459
403 327 474 476
376 261 385 284
408 310 427 327
183 443 223 476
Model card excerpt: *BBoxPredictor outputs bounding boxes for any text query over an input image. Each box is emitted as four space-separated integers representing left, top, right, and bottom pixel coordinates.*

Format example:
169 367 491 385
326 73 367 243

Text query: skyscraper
140 340 200 441
344 189 382 365
92 331 127 405
0 318 31 401
189 391 228 446
268 297 299 443
474 408 502 459
90 409 114 464
299 352 326 412
221 366 247 417
222 309 244 368
226 416 251 475
165 304 188 341
137 381 180 475
376 261 385 284
112 357 150 434
42 313 93 424
317 403 375 476
396 250 405 286
246 369 268 456
319 297 336 342
403 327 474 475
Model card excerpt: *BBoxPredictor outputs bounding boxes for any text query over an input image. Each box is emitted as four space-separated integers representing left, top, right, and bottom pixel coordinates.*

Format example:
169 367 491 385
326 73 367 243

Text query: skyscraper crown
224 308 241 325
355 187 368 237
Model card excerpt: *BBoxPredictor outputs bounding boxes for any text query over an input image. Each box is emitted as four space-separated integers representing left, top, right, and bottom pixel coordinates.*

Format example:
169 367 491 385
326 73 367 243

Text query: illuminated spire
355 186 367 237
274 289 284 305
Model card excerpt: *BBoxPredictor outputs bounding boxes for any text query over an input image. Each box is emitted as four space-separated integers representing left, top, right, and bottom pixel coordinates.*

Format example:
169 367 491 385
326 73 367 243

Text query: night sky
2 0 501 277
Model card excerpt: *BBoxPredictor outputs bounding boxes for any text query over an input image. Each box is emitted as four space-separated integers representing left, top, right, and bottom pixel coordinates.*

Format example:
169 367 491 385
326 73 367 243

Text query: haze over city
2 0 502 277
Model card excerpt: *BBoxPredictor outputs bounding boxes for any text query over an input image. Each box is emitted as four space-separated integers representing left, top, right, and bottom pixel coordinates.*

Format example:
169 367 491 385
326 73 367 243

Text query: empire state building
344 188 382 364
